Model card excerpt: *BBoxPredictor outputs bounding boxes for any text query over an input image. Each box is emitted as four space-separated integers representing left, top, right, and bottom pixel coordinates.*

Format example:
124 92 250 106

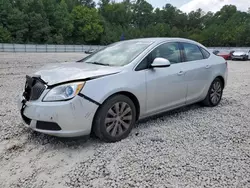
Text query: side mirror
151 58 171 68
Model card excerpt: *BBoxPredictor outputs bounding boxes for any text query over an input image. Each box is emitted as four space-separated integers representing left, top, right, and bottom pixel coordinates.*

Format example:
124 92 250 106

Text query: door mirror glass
151 58 171 68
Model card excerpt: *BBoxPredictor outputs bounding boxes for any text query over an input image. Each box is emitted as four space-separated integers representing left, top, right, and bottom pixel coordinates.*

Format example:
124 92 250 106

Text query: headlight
43 82 85 102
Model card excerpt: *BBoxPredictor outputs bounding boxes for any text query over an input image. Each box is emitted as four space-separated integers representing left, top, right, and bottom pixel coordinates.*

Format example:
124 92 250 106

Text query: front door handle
205 65 211 69
177 71 185 76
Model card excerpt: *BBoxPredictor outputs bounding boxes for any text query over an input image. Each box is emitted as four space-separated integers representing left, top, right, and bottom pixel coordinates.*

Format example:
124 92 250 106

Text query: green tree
187 9 203 30
64 0 80 11
0 0 249 46
0 26 11 42
162 4 187 28
100 2 132 27
7 8 28 43
24 0 51 43
143 23 170 37
78 0 95 8
0 0 12 27
53 0 73 43
71 6 104 43
132 0 154 28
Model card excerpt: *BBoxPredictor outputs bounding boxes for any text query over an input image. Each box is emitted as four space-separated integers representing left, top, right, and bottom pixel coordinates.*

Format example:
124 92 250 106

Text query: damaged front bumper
18 94 98 137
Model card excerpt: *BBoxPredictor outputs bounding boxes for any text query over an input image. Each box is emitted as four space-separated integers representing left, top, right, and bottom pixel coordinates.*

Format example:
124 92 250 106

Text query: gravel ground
0 53 250 188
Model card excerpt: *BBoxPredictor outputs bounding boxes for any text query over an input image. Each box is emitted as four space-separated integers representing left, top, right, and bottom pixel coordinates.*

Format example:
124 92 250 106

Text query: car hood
233 52 247 56
33 62 123 86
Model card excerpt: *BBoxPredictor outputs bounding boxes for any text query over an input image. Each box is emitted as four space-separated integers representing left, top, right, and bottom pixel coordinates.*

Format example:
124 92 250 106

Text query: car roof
122 37 206 47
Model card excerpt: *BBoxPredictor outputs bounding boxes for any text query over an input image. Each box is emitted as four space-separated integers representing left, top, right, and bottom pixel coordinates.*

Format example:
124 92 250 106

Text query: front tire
93 94 136 142
202 78 223 107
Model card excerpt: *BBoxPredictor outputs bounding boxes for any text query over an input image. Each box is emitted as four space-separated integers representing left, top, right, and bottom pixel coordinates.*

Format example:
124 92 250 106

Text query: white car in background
232 50 250 60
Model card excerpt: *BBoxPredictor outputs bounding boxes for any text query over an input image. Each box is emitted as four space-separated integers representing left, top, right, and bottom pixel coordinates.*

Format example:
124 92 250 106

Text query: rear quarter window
182 43 204 61
200 48 210 59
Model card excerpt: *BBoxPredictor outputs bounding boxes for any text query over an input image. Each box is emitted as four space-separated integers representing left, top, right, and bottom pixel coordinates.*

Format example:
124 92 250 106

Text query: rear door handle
205 65 211 69
177 71 185 76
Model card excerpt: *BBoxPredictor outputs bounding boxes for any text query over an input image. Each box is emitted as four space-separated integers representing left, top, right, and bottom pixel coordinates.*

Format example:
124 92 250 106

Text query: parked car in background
212 50 220 55
85 49 96 54
232 50 250 60
18 38 228 142
216 50 234 60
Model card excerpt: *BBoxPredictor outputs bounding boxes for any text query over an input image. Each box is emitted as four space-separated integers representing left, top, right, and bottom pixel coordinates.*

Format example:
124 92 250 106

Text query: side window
135 42 181 71
135 55 150 71
151 43 181 64
200 47 210 59
182 43 204 61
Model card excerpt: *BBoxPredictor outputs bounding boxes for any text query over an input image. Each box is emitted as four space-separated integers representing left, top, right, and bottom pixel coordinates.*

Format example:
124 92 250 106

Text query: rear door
180 42 212 103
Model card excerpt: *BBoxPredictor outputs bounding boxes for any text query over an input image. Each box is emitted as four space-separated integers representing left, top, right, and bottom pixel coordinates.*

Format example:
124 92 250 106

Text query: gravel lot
0 53 250 188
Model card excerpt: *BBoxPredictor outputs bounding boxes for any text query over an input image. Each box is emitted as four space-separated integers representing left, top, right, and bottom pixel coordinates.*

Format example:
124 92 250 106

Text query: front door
145 42 187 115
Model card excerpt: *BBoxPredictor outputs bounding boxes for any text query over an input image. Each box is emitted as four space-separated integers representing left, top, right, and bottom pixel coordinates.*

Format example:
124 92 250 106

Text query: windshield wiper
85 62 110 66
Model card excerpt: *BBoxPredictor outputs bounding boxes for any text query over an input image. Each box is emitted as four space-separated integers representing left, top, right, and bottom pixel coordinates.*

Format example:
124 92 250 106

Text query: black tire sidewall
94 95 136 142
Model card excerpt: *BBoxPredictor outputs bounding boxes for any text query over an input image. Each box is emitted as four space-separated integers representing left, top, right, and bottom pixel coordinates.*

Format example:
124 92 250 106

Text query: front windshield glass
81 40 153 66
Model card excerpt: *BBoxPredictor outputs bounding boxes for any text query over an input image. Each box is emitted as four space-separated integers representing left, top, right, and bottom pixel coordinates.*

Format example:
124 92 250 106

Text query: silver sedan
18 38 228 142
231 50 250 60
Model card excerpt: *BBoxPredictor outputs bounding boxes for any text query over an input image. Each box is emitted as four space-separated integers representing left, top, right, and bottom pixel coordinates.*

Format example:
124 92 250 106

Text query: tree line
0 0 250 46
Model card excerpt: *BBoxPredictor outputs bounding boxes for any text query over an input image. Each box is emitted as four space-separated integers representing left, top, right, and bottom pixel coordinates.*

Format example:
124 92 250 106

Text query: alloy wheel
210 81 222 105
105 102 133 137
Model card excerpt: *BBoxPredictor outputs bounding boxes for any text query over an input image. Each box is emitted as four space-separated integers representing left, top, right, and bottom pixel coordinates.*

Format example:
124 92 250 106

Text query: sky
94 0 250 13
180 0 250 13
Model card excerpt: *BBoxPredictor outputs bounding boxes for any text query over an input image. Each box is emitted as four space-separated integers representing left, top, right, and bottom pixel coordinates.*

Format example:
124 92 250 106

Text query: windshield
80 40 153 66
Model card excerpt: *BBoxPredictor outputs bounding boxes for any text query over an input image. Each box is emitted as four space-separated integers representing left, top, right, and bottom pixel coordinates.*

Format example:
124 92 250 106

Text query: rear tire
202 78 223 107
93 94 136 142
